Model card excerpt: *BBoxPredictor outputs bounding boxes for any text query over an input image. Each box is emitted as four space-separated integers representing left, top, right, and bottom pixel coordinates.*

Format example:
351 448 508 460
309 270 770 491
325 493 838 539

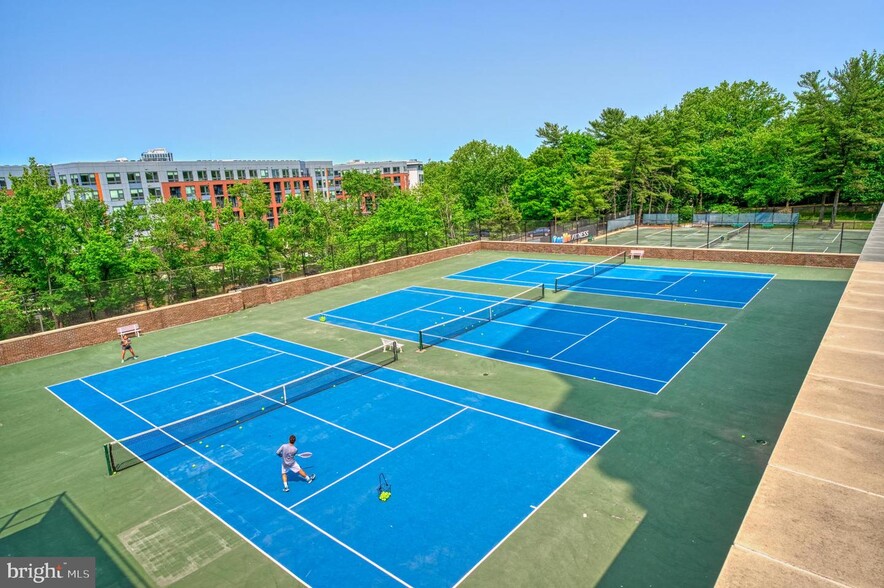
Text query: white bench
629 249 645 260
381 338 404 353
116 323 142 338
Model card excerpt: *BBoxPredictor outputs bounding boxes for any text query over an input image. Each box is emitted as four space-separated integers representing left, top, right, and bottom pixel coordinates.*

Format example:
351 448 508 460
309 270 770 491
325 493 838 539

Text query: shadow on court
0 493 149 587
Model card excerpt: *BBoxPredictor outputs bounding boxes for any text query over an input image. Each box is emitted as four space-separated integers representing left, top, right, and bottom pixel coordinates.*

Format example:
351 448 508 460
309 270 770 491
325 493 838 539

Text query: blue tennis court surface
308 287 725 394
446 257 775 308
47 334 617 587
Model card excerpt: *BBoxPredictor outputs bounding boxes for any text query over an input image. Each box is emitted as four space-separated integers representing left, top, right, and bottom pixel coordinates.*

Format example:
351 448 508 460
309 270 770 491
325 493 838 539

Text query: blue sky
0 0 880 165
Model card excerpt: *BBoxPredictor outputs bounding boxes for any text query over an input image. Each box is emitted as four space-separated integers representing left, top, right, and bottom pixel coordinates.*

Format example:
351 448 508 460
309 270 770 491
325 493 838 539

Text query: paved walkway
717 214 884 587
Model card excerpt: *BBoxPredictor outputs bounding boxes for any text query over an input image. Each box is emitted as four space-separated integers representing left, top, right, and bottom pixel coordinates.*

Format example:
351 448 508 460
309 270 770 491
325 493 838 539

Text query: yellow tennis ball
319 316 327 322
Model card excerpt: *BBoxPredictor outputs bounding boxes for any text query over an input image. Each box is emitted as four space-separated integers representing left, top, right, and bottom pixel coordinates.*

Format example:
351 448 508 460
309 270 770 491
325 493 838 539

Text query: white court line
239 334 618 437
443 272 757 308
550 318 618 360
419 289 724 332
123 352 285 405
51 334 252 387
288 408 468 510
655 273 692 295
43 384 307 587
503 261 554 281
413 286 725 330
453 427 620 587
318 316 667 393
73 376 410 586
373 294 456 325
499 257 776 278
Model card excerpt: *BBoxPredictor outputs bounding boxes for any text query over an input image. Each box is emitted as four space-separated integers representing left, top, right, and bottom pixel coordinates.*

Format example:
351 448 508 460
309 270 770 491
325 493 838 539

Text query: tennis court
46 332 617 587
445 256 774 309
308 286 725 394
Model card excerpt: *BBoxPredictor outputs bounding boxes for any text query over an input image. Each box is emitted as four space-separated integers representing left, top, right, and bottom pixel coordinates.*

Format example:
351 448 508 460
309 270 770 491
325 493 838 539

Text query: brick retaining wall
0 242 479 366
0 240 856 365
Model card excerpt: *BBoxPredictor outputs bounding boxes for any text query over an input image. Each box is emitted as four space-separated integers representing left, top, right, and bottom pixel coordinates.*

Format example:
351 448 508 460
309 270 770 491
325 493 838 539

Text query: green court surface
603 225 869 253
0 250 851 587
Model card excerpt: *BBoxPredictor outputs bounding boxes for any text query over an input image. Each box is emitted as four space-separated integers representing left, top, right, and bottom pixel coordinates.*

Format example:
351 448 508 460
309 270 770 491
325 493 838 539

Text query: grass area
0 250 850 587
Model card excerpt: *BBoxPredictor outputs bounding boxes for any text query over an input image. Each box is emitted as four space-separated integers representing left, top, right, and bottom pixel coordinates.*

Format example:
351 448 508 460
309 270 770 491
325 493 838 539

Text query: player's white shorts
282 463 302 474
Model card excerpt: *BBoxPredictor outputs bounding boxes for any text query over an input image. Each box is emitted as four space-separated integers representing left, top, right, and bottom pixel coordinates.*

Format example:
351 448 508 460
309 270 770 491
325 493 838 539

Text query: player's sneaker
135 356 138 359
307 474 316 484
283 487 289 492
121 360 124 363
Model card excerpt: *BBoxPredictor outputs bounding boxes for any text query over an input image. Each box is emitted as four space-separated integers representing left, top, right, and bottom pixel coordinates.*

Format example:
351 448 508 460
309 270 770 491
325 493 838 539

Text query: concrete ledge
732 467 883 587
717 546 844 588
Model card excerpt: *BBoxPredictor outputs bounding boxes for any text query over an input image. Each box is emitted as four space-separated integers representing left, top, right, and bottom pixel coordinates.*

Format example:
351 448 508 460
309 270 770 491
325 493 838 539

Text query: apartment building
0 149 424 226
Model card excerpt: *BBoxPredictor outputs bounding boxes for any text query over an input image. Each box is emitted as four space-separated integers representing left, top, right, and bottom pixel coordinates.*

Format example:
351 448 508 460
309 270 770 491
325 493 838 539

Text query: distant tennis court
446 256 774 308
47 333 616 587
309 287 725 394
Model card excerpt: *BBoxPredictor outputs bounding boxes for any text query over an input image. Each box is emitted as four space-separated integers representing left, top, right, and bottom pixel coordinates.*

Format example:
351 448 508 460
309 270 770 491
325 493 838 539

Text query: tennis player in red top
276 434 315 492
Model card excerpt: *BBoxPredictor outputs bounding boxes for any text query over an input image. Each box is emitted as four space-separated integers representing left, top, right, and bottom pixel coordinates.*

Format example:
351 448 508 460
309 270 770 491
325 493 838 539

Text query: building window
148 187 162 199
271 168 280 178
182 170 194 181
249 169 258 178
383 167 390 173
229 196 238 207
214 185 224 196
200 185 210 197
145 171 159 183
80 173 95 185
0 178 7 189
197 170 207 181
211 170 221 180
169 186 181 198
222 170 231 180
167 171 179 182
281 169 289 178
236 169 246 180
130 188 144 200
185 186 196 200
106 172 121 184
127 172 141 183
393 166 400 172
259 169 269 178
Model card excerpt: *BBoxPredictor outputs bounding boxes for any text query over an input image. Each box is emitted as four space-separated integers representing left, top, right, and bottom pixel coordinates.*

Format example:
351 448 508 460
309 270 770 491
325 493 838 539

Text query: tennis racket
297 452 312 459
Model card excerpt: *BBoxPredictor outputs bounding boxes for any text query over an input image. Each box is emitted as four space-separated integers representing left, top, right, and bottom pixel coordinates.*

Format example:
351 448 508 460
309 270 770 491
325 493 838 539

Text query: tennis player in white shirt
276 434 315 491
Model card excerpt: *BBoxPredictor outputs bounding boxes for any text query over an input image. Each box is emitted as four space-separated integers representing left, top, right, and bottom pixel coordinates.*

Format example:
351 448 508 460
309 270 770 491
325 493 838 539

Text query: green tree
341 170 397 211
509 167 572 220
228 180 276 278
414 161 468 242
0 159 77 327
569 147 621 218
448 140 525 213
793 50 884 225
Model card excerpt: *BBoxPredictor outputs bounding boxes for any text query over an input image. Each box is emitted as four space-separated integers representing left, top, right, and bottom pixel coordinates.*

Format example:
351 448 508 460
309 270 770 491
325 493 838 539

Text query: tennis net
553 251 627 292
103 343 399 474
701 223 750 249
418 284 544 351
